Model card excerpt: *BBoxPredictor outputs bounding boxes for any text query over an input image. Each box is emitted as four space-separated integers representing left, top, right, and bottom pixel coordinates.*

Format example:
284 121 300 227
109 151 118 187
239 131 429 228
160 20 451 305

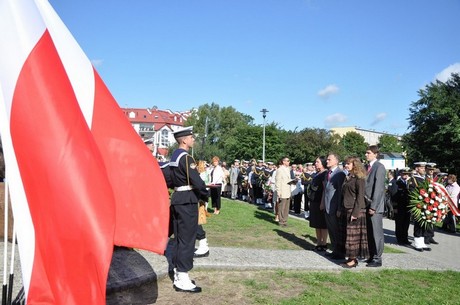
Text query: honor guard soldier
424 162 438 245
393 168 412 245
408 162 432 251
169 126 209 293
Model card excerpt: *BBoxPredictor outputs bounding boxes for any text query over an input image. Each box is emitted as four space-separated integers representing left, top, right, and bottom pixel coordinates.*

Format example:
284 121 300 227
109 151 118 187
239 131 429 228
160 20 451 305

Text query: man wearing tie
323 153 346 259
364 145 386 267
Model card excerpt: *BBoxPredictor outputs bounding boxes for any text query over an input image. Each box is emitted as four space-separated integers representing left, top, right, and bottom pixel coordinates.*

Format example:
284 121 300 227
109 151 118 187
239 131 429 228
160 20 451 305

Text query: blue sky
50 0 460 135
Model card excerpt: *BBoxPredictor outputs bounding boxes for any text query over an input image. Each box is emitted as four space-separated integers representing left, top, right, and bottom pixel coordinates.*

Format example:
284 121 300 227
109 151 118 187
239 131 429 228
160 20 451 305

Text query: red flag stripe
12 30 115 304
36 0 170 252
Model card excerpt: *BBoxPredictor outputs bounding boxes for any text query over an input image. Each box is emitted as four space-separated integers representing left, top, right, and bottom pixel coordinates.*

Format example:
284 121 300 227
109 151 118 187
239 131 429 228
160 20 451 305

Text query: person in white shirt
209 156 224 214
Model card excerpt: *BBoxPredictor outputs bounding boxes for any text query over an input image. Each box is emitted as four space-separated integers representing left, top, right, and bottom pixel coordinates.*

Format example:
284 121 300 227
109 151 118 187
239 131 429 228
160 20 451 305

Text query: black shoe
365 258 374 264
414 247 424 252
173 284 202 293
366 261 382 268
422 247 432 251
429 239 439 245
194 250 209 258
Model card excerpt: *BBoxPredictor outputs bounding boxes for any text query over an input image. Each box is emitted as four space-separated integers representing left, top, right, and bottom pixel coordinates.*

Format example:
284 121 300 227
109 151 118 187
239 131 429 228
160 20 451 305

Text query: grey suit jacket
365 161 386 213
323 167 346 215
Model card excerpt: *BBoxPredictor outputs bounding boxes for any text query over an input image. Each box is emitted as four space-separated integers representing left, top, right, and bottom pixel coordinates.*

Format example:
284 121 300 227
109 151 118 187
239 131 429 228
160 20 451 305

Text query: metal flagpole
7 224 15 305
2 176 8 305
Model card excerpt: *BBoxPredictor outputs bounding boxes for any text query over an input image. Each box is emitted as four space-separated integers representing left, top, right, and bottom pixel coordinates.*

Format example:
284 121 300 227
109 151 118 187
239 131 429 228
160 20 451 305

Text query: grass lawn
204 198 403 253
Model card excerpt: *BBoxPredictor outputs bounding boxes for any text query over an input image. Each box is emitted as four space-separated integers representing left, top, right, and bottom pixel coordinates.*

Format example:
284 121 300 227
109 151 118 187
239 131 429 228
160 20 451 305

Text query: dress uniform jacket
169 148 209 205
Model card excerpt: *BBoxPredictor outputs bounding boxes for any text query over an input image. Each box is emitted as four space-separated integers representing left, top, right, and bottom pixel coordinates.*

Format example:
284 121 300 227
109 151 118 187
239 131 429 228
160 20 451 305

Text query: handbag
198 201 207 225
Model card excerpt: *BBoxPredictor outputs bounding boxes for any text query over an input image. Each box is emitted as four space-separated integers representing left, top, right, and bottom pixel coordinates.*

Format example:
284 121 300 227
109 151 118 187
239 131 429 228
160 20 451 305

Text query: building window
161 129 169 146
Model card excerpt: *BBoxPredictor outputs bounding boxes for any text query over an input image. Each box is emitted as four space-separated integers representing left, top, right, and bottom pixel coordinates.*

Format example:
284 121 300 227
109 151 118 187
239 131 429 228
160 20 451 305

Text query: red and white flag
0 0 170 304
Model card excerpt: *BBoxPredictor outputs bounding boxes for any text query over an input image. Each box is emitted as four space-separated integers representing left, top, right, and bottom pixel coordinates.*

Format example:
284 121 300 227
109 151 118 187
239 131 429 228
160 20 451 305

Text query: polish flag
0 0 170 304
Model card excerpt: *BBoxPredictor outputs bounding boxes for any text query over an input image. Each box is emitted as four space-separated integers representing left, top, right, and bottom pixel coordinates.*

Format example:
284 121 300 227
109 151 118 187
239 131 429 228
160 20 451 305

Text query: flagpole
7 224 15 305
2 176 8 305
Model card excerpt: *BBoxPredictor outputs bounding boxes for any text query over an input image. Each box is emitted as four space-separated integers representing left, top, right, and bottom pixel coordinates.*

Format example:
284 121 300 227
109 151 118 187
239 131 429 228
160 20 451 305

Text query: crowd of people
146 126 459 293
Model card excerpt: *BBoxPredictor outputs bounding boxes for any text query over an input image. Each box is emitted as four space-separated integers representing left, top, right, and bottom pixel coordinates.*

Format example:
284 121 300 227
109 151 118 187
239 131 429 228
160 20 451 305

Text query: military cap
267 161 274 165
173 126 193 139
413 162 426 168
426 162 437 170
399 167 412 175
257 159 263 163
234 159 240 163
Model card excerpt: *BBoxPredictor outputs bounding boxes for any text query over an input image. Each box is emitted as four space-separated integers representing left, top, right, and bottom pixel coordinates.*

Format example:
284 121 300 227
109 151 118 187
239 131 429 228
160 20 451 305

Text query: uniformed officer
407 162 432 251
393 168 412 245
169 126 209 293
424 162 438 245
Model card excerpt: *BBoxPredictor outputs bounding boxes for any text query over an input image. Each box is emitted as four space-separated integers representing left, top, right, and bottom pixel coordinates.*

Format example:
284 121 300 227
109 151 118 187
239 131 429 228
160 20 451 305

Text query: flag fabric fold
0 0 170 303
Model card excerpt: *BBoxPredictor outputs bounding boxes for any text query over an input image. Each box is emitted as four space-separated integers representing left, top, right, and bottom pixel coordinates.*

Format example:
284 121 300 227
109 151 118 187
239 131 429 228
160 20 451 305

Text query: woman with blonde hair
340 156 369 268
209 156 224 214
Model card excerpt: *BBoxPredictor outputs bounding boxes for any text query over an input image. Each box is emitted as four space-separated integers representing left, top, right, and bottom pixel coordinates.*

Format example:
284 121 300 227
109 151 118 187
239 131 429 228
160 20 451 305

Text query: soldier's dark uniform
393 172 411 245
169 147 209 273
407 164 432 251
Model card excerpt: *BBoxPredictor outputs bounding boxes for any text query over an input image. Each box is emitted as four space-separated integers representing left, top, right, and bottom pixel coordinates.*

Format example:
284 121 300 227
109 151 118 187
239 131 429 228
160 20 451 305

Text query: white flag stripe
0 83 35 296
0 0 45 116
35 0 96 126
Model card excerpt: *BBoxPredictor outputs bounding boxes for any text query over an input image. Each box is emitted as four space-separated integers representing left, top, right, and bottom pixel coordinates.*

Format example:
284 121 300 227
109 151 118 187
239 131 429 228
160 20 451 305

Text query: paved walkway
1 213 459 302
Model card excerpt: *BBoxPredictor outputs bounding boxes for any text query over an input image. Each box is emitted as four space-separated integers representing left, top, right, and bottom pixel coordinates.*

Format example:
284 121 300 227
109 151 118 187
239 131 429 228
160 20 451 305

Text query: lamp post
260 108 269 162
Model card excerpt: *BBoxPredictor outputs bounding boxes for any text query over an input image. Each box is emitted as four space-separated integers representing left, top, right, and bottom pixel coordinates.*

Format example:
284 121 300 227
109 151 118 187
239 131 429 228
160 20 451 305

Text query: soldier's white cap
257 159 263 163
143 138 154 145
426 162 437 169
305 162 313 166
234 159 240 163
400 167 412 175
173 126 193 139
414 162 426 167
242 160 248 163
267 161 274 165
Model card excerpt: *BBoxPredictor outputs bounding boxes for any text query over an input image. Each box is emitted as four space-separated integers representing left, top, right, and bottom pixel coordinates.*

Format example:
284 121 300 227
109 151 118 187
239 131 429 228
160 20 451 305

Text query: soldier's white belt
174 185 194 191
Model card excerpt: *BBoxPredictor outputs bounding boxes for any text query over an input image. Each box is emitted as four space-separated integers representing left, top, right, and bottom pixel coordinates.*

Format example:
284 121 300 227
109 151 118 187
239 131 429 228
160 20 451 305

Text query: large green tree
378 134 403 153
284 128 339 164
339 131 368 159
403 73 460 174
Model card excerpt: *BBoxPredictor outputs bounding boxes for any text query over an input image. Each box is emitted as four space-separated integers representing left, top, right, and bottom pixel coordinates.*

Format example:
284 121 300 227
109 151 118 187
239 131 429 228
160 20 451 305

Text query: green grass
177 268 460 305
241 269 460 305
204 198 404 253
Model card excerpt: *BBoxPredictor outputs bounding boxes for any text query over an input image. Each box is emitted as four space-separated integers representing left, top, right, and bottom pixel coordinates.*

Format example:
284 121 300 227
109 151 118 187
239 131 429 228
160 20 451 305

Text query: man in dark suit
323 153 346 259
364 145 386 267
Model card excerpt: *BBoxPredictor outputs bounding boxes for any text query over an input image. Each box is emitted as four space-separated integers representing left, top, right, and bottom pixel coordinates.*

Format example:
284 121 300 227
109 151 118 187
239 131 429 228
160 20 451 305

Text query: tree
339 131 367 159
403 73 460 174
184 103 254 161
378 134 403 153
284 128 339 164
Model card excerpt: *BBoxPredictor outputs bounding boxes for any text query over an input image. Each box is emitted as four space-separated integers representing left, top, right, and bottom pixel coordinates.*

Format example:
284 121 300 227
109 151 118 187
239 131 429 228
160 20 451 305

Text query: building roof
379 152 405 159
122 107 191 128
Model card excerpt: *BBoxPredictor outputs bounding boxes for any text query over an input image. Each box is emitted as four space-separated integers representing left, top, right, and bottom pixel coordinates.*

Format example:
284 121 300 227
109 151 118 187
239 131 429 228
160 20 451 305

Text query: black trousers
210 185 222 209
197 224 206 240
394 209 411 243
171 203 198 273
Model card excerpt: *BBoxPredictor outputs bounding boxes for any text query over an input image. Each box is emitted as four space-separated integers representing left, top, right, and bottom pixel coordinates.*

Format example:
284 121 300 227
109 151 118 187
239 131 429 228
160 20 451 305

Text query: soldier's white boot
174 272 202 293
414 237 430 251
194 238 210 258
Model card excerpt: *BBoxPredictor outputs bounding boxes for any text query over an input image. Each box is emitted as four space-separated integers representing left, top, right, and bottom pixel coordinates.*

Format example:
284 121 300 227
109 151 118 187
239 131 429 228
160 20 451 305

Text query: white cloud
317 84 339 99
324 113 347 127
435 63 460 82
371 112 387 126
90 59 104 67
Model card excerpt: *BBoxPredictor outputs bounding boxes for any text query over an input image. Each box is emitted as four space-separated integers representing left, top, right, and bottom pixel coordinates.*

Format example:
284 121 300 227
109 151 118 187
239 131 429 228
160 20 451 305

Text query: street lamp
260 108 269 162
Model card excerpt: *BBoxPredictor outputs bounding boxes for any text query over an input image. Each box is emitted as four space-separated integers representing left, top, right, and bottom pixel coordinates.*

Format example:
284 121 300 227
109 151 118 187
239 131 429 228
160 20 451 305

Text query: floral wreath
409 180 449 228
